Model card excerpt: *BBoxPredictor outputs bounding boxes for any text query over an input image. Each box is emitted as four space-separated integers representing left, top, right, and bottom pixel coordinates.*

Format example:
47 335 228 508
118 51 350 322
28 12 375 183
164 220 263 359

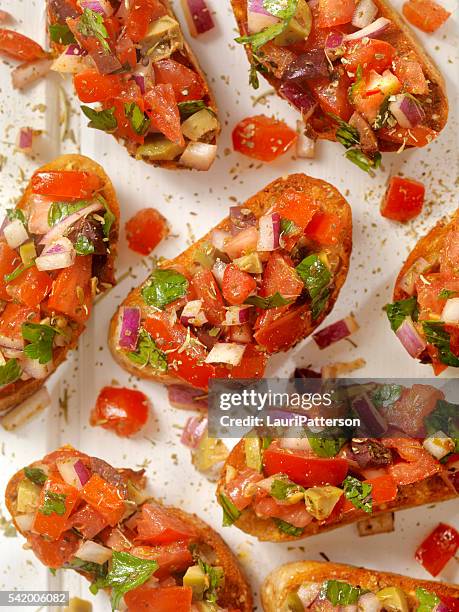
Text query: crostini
48 0 220 170
0 154 119 415
5 446 253 612
261 561 459 611
231 0 448 171
109 173 352 392
386 209 459 375
216 382 458 542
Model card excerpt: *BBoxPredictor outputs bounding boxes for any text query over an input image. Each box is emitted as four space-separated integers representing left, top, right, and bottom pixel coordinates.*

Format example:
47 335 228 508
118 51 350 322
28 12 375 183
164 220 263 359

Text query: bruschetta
48 0 220 170
109 173 352 392
231 0 448 172
0 154 119 415
5 446 253 612
216 382 458 542
386 209 459 375
261 561 459 611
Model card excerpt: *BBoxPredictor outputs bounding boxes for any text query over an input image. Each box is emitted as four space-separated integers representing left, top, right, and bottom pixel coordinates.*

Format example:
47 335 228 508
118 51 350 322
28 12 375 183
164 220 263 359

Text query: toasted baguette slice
217 438 456 543
231 0 448 153
108 173 352 390
261 561 459 611
47 0 220 170
0 155 119 415
5 447 253 612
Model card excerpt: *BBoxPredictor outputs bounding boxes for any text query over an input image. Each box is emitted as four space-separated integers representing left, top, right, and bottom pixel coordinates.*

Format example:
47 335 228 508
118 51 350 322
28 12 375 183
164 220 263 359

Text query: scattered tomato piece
125 208 169 256
232 115 297 162
415 523 459 576
0 29 46 61
90 386 150 437
402 0 451 32
381 176 425 222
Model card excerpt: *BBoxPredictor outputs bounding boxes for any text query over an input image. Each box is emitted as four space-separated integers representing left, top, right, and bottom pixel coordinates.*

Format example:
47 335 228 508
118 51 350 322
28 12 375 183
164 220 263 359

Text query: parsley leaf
438 288 459 300
280 218 299 236
22 323 57 364
74 235 95 255
371 384 403 408
97 195 115 238
328 114 359 149
324 580 362 605
81 105 117 133
178 100 214 120
6 209 26 225
345 149 382 174
49 23 76 45
127 329 167 372
308 436 346 458
4 261 35 283
78 8 110 52
24 466 47 486
296 254 331 319
373 96 390 130
124 103 151 136
271 476 303 501
384 297 418 332
236 0 299 51
245 292 292 309
273 518 303 536
0 359 22 387
197 559 224 604
424 400 459 451
342 475 372 514
39 490 67 516
415 588 440 612
219 492 241 527
141 269 188 309
422 321 459 367
66 558 108 580
48 200 89 227
91 551 158 611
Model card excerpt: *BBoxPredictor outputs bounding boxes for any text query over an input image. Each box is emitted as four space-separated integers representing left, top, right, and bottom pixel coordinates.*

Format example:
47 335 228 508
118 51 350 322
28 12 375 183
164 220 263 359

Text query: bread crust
261 561 459 611
5 454 253 612
231 0 448 151
216 439 456 543
0 154 119 415
108 173 352 387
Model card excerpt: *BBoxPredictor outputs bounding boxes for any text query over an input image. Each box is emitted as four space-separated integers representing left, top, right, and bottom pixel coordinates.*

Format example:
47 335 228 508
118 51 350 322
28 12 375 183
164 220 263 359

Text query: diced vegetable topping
381 176 425 222
232 115 297 162
415 523 459 576
402 0 451 32
90 386 150 437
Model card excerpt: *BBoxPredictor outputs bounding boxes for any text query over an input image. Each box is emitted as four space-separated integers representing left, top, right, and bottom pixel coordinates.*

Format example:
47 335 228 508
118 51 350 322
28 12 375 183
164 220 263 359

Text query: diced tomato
0 29 46 61
382 438 440 486
31 170 103 200
440 597 459 612
27 531 80 569
153 59 205 103
0 303 39 345
415 274 459 319
81 474 125 526
125 586 192 612
226 468 263 510
428 345 448 376
111 80 146 144
99 526 133 552
440 228 459 275
402 0 451 32
130 541 193 578
191 268 226 325
305 212 344 245
317 0 355 27
125 208 168 256
378 125 438 148
309 72 353 122
0 241 19 301
7 266 52 308
232 115 297 162
67 503 108 539
104 15 121 44
272 188 319 230
415 523 459 576
90 386 149 437
227 343 268 379
263 444 349 488
261 252 303 300
126 0 167 42
115 32 137 68
352 70 401 123
47 255 92 324
33 478 80 540
253 497 314 528
343 39 396 74
74 70 124 103
381 176 425 223
132 502 197 545
254 305 311 353
384 384 444 437
145 83 184 146
393 56 428 95
222 264 257 306
225 226 259 260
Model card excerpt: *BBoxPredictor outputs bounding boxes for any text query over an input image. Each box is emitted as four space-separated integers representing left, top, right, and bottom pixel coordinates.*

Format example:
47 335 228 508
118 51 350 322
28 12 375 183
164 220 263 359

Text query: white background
0 0 457 609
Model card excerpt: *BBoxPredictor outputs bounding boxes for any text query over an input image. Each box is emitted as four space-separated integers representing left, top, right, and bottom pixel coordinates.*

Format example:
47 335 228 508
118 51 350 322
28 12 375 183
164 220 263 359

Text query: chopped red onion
211 230 230 251
280 437 312 450
66 44 88 57
12 58 53 90
212 259 227 285
180 143 217 171
40 200 103 245
73 459 91 486
224 306 252 326
441 298 459 323
205 342 246 365
181 416 208 448
395 317 426 358
21 357 51 379
325 31 344 49
76 541 113 564
167 385 208 410
247 0 279 33
296 120 316 158
0 335 24 351
90 51 122 75
352 0 378 28
36 237 76 271
297 584 322 608
279 80 318 118
313 315 359 349
15 513 35 532
399 257 430 295
52 45 89 74
132 74 146 94
257 213 281 251
229 323 253 344
118 307 141 350
3 218 29 249
389 94 425 129
434 604 454 612
283 50 329 81
356 593 382 612
16 127 34 154
180 300 208 327
230 206 257 235
352 393 388 437
344 17 391 41
182 0 215 36
80 0 114 15
57 458 89 488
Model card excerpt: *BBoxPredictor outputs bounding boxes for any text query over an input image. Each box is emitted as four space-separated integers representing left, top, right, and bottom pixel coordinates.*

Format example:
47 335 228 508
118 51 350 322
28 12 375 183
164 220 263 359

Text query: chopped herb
249 63 260 89
384 297 418 332
371 384 403 408
415 588 440 612
308 436 346 458
262 437 272 449
281 218 299 236
49 23 76 45
48 200 89 226
424 400 459 451
74 235 95 255
423 321 459 367
373 96 390 130
329 115 359 149
197 559 224 604
324 580 362 605
22 323 57 365
345 149 381 174
127 329 167 372
97 195 115 238
4 261 35 283
342 475 372 514
124 103 150 136
39 491 67 516
219 492 241 526
0 359 22 387
349 65 363 101
178 100 215 120
235 0 299 51
296 254 331 319
273 518 303 536
81 105 117 133
438 289 458 300
271 476 303 501
78 8 110 52
24 466 47 486
141 269 188 310
6 209 26 225
65 558 108 580
245 292 292 309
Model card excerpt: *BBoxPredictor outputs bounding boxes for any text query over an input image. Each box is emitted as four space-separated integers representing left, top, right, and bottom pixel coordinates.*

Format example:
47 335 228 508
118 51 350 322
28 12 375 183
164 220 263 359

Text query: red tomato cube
125 208 169 256
381 176 425 222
